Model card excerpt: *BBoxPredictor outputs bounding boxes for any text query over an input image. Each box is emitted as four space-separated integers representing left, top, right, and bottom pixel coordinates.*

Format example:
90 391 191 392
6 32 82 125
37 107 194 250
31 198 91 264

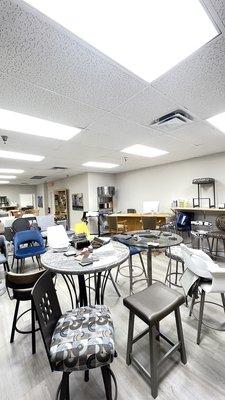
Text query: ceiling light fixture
207 112 225 133
0 168 24 174
25 0 218 82
0 109 81 141
82 161 119 168
0 175 16 179
0 150 44 162
121 144 168 158
0 181 10 184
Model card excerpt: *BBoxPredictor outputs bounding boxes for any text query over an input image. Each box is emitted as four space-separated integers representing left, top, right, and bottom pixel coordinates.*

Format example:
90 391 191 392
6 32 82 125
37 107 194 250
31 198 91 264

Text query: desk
125 231 183 285
108 213 170 231
41 241 129 307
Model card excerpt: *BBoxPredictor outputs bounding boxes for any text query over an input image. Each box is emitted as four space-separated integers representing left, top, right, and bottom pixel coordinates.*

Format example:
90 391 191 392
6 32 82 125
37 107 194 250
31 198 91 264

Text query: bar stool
123 282 187 398
115 246 147 294
207 215 225 258
165 246 184 288
190 220 212 251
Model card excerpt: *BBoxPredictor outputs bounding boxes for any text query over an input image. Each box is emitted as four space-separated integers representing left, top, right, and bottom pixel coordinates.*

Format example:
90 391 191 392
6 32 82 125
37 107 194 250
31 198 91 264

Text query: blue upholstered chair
13 229 46 270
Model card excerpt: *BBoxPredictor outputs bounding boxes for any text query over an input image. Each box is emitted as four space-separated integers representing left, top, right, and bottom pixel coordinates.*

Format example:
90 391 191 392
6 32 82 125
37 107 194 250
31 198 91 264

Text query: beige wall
115 152 225 213
0 184 37 207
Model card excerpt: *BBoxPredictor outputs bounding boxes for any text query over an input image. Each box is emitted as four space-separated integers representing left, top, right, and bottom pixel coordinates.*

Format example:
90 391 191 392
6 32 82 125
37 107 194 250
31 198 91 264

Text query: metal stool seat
123 282 187 398
165 246 184 288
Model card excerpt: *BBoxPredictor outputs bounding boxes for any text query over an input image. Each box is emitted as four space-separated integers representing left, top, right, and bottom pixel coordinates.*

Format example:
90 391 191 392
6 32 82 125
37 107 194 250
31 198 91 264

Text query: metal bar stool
165 246 184 288
123 282 187 398
115 246 147 294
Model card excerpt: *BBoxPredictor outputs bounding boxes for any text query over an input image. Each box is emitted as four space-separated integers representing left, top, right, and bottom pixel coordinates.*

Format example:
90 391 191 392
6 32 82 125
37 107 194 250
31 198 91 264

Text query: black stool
165 246 184 288
123 282 187 398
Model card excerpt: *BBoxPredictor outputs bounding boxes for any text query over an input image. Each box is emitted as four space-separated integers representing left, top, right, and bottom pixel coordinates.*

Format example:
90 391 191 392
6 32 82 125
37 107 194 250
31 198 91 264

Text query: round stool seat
165 246 184 263
207 231 225 240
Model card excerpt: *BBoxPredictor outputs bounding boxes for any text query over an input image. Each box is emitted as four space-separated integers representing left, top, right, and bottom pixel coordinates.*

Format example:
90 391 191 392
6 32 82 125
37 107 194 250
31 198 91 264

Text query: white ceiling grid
0 0 224 183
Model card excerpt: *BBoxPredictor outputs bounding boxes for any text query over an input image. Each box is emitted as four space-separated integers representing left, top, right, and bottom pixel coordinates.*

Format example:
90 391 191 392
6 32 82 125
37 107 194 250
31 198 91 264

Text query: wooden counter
171 207 225 216
108 213 170 231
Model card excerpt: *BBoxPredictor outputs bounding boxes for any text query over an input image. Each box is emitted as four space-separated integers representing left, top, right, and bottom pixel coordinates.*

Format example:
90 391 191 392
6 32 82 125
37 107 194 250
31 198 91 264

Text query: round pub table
41 241 129 307
125 230 183 286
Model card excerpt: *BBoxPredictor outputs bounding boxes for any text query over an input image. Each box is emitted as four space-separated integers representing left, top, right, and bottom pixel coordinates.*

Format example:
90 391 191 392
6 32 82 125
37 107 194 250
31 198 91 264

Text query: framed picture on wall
37 195 43 208
72 193 84 210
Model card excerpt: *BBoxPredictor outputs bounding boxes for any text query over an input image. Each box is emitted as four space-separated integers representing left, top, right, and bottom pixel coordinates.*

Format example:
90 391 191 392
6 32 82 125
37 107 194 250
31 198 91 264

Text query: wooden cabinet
54 190 69 224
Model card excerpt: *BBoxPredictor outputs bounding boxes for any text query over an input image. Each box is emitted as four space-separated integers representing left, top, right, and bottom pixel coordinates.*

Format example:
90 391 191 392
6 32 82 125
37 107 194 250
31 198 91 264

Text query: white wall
36 183 49 215
47 173 89 228
0 185 37 207
115 153 225 213
88 173 116 210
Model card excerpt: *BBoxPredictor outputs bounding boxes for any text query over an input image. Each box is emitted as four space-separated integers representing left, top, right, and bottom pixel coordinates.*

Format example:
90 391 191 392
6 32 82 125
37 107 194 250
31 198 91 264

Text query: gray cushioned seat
123 282 184 325
50 305 115 372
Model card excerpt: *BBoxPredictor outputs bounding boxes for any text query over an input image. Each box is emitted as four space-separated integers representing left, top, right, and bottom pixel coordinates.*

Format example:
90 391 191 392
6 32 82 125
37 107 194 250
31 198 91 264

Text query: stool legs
59 372 70 400
101 365 113 400
149 325 158 399
197 290 205 345
175 308 187 364
10 299 20 343
126 311 135 365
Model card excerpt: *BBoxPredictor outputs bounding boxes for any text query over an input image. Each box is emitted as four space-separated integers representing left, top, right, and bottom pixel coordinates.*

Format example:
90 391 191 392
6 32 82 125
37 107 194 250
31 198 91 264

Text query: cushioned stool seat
207 231 225 240
123 282 187 399
124 282 184 325
50 305 115 372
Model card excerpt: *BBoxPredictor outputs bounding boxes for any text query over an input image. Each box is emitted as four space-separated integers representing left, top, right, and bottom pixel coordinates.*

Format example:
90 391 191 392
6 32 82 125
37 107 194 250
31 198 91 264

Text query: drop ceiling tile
209 0 225 28
0 0 146 111
152 34 225 119
163 121 225 146
0 73 106 128
112 86 181 126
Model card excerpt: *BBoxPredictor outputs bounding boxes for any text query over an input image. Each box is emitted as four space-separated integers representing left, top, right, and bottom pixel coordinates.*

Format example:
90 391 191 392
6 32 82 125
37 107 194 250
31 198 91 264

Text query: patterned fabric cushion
50 305 115 372
207 231 225 240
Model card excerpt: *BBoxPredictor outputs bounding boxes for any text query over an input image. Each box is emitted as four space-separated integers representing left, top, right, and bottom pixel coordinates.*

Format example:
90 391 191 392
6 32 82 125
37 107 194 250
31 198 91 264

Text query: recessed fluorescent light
82 161 119 169
0 150 44 162
25 0 218 82
0 168 24 174
207 112 225 133
0 175 16 179
0 181 10 184
121 144 168 158
0 109 81 141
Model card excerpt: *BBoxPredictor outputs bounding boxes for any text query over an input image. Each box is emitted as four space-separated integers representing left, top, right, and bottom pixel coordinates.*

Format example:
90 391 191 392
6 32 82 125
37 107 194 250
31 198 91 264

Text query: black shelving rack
192 178 216 208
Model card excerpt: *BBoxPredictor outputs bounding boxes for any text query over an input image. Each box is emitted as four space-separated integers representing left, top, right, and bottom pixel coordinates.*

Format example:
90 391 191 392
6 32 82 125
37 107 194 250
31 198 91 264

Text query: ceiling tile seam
0 70 108 118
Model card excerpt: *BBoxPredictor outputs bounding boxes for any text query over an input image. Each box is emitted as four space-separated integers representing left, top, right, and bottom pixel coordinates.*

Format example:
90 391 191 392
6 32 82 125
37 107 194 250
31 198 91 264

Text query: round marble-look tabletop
41 241 129 275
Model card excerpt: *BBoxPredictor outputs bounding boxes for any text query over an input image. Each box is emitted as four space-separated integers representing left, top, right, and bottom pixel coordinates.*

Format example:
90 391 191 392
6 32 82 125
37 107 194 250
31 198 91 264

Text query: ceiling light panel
0 169 24 173
25 0 218 82
82 162 119 168
207 112 225 133
121 144 168 158
0 150 44 162
0 181 10 184
0 109 81 140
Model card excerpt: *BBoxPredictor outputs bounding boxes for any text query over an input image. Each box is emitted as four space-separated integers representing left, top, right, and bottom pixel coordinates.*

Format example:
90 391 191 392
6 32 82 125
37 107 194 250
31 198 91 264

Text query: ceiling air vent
50 166 68 170
151 110 193 131
30 176 47 180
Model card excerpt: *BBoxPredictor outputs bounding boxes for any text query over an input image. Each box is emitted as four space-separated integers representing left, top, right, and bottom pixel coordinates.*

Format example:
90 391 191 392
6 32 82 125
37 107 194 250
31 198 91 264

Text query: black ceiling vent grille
50 166 68 170
151 110 193 131
30 176 47 180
